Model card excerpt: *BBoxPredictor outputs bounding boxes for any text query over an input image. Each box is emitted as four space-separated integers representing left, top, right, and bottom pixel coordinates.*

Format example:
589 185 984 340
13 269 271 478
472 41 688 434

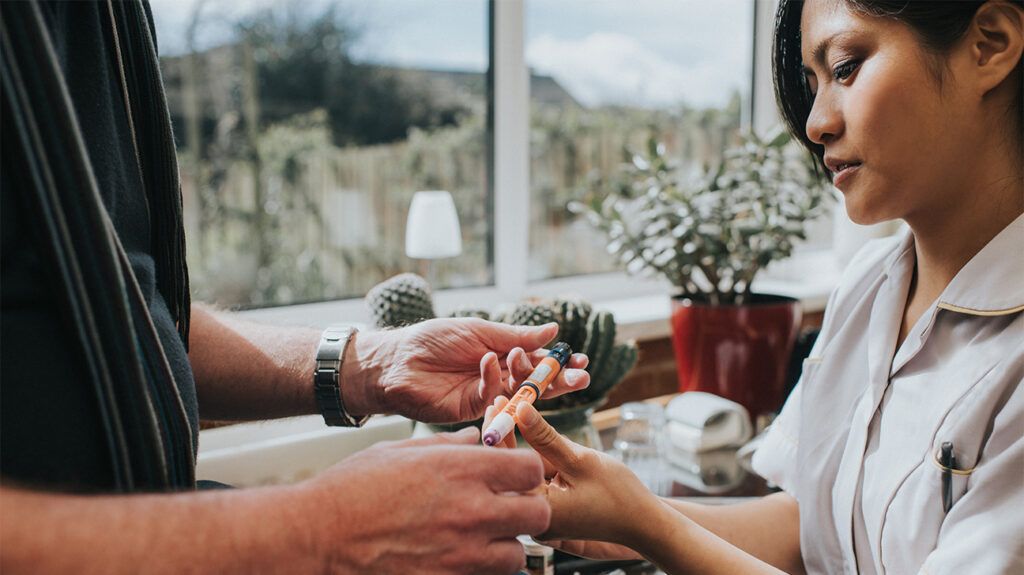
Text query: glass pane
526 0 754 281
152 0 491 307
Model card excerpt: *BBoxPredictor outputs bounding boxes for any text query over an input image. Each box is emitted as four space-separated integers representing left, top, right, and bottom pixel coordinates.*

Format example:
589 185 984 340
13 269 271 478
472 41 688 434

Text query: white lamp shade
405 190 463 259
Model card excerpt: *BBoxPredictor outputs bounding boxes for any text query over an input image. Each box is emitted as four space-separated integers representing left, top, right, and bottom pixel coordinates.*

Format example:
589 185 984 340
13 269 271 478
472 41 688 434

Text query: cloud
527 31 743 110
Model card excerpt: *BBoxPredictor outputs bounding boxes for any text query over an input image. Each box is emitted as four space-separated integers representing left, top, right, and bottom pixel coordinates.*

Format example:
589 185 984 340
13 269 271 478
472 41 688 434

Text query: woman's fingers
483 396 517 449
515 402 580 468
540 454 559 479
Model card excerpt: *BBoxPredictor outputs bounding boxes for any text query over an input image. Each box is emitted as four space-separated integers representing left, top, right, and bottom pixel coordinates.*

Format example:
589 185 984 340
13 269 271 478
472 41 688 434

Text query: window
152 1 762 322
526 0 754 281
152 0 491 308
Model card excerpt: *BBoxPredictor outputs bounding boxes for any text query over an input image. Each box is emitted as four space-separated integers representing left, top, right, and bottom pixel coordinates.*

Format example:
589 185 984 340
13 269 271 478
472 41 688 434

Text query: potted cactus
365 274 638 447
571 129 830 422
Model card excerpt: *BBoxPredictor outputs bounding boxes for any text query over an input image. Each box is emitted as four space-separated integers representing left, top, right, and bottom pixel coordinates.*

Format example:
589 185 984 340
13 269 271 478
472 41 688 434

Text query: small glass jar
517 535 554 575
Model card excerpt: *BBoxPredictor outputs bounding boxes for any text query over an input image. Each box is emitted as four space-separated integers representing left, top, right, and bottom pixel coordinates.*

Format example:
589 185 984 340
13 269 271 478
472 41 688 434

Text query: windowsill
197 414 414 487
240 249 843 342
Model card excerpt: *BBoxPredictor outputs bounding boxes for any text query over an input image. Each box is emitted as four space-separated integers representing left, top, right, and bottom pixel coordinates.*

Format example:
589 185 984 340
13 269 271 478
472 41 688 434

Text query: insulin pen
482 342 572 447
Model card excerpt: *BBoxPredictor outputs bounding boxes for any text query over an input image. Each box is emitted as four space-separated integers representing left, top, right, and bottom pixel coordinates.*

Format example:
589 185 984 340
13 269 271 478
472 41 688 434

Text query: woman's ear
967 1 1024 96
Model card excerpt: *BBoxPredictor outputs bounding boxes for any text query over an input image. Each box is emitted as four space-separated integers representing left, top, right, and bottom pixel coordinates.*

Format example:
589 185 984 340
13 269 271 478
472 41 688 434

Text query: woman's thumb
516 402 576 466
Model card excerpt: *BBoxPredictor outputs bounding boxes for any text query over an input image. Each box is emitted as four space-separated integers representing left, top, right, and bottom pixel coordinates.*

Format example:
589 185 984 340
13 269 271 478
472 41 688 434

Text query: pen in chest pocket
941 441 956 514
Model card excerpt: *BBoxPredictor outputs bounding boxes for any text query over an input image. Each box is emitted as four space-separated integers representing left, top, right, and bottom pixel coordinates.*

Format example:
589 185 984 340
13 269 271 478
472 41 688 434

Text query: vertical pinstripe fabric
0 0 194 490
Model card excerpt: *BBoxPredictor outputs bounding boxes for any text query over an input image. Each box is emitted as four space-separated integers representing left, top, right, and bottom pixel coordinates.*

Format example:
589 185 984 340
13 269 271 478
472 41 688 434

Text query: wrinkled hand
372 318 590 423
302 428 550 575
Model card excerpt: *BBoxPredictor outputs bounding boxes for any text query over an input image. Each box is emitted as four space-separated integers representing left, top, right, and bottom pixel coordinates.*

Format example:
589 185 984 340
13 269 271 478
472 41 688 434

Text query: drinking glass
613 402 668 495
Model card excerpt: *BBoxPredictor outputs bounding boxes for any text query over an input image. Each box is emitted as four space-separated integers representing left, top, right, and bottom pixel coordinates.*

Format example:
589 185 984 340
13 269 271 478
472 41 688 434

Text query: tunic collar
880 213 1024 317
937 212 1024 317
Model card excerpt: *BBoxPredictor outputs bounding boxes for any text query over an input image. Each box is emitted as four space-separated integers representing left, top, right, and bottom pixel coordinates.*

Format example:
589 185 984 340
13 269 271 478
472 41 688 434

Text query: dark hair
773 0 1024 174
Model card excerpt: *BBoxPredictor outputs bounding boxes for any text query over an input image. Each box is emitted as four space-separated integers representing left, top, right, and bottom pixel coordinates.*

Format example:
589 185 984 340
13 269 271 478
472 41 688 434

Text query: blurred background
150 0 760 309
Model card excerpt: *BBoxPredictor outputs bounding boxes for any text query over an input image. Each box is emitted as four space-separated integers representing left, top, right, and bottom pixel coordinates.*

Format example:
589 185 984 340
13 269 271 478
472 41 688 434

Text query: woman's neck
906 166 1023 305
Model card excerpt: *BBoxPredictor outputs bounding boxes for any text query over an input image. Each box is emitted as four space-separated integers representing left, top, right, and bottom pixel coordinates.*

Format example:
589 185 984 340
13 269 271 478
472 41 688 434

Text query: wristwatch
314 325 369 427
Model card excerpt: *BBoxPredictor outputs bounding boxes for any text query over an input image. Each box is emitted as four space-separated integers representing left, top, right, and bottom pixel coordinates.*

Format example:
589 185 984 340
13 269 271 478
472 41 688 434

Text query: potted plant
364 274 639 448
571 128 830 422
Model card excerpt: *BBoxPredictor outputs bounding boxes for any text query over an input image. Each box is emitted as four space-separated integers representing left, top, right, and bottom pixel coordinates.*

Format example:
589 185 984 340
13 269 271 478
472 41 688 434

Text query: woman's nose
805 90 843 145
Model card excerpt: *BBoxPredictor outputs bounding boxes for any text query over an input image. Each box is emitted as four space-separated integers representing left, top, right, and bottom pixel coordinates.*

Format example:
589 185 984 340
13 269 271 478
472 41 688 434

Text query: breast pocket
876 442 974 574
929 442 974 512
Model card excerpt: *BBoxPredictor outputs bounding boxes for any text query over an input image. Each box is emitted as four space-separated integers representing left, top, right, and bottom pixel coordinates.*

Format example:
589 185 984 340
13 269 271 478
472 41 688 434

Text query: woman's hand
482 396 642 562
351 318 590 423
514 401 666 547
539 539 643 562
478 345 659 547
479 360 788 574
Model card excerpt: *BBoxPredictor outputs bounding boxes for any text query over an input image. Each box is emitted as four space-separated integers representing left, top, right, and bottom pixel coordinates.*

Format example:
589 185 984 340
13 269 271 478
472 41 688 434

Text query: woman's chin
845 209 885 226
841 192 891 226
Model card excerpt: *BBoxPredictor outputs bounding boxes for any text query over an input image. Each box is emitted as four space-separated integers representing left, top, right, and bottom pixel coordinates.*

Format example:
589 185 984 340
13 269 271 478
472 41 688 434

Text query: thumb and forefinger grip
515 402 578 468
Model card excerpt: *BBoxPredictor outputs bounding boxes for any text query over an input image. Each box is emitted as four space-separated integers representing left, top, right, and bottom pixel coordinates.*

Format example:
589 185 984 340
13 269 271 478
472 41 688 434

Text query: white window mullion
492 0 529 302
752 0 781 136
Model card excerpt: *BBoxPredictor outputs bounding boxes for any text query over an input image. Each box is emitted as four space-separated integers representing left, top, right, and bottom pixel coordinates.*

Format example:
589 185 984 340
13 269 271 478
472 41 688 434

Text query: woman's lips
833 163 861 190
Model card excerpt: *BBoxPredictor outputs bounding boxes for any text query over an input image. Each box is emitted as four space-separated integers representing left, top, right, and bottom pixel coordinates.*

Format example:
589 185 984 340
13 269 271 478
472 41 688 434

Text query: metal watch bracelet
314 325 369 427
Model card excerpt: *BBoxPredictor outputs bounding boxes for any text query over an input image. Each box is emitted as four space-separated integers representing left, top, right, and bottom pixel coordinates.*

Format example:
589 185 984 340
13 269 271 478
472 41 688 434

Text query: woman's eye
832 60 860 81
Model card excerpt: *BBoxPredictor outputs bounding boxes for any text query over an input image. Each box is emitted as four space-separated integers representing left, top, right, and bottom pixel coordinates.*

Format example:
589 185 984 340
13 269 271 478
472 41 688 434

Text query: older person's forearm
187 304 386 421
0 484 325 574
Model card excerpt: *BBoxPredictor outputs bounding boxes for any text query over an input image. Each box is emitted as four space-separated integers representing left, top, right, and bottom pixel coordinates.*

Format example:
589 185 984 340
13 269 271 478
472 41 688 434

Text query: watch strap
314 325 369 427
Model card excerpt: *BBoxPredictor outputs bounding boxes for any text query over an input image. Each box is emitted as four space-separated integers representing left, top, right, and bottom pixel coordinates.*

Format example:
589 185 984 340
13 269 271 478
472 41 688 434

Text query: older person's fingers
386 426 480 449
543 369 590 397
477 320 559 354
468 351 505 418
506 347 532 392
529 350 589 370
509 348 591 398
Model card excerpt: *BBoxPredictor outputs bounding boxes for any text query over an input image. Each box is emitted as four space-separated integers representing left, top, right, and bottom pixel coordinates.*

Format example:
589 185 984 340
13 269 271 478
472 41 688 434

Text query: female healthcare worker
484 1 1023 573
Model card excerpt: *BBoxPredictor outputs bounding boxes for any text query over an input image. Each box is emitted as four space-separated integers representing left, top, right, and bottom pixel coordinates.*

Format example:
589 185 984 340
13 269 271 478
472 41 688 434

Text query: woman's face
800 0 977 225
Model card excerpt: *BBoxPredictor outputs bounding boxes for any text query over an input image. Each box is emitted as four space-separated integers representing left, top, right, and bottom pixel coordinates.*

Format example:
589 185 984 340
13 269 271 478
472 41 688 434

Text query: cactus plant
535 308 636 411
364 274 639 412
504 299 561 327
450 307 491 321
556 298 592 354
365 273 436 328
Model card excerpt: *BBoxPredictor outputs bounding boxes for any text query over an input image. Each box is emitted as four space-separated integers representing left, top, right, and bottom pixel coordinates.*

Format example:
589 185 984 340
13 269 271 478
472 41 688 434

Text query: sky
149 0 753 110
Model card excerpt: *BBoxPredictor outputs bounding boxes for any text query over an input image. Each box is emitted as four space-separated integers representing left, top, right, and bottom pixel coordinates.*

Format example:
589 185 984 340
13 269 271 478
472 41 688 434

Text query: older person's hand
301 427 551 574
347 318 590 424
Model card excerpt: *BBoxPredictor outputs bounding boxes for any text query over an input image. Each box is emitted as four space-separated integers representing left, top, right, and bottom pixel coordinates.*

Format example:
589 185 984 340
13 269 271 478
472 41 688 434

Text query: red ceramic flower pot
670 294 801 421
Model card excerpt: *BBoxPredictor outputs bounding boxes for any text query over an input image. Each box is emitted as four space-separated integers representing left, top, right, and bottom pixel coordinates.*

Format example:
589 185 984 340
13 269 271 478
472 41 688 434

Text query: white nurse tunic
752 214 1023 575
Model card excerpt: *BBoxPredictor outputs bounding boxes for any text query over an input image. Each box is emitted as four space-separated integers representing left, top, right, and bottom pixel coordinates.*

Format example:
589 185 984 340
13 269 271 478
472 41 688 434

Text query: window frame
242 0 771 328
